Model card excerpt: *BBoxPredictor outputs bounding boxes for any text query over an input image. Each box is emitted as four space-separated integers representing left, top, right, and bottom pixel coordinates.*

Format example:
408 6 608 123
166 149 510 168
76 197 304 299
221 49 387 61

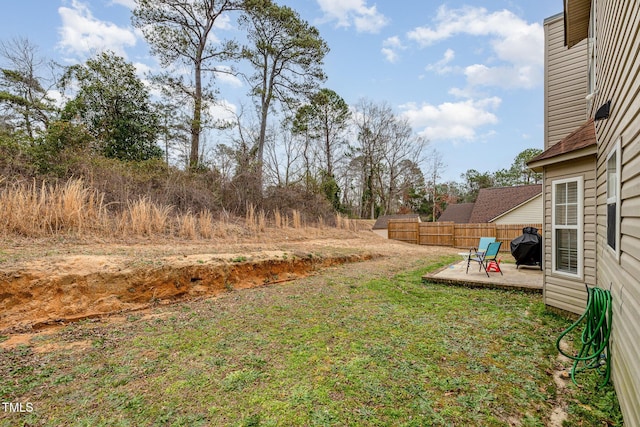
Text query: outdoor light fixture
595 100 611 121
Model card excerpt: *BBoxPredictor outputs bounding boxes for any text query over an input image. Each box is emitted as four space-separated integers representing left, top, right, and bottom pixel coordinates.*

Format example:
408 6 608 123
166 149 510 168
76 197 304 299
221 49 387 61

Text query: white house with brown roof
528 2 640 423
438 185 542 225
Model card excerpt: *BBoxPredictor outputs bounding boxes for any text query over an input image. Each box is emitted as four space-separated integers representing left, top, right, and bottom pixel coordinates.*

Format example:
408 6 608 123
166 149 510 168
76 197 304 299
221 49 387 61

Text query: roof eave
564 0 592 48
527 145 597 172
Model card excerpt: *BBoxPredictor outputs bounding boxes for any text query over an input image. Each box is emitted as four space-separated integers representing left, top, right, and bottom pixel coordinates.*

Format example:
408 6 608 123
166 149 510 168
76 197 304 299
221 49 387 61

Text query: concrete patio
423 258 543 293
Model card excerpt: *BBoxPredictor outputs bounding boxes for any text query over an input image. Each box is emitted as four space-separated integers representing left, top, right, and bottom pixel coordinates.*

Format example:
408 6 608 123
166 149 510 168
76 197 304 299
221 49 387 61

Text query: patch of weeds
221 369 262 392
241 413 262 427
232 256 247 263
564 373 623 426
0 335 8 343
53 373 75 385
242 354 267 370
205 356 227 368
310 408 336 426
356 406 375 419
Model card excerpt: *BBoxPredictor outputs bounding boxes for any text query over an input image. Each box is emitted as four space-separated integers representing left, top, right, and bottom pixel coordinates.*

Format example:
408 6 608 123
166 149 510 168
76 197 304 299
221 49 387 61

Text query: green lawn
0 254 622 426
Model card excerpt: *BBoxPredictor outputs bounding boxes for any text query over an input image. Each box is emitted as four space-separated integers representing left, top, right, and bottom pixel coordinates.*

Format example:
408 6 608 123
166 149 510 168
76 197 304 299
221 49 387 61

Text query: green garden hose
555 285 612 388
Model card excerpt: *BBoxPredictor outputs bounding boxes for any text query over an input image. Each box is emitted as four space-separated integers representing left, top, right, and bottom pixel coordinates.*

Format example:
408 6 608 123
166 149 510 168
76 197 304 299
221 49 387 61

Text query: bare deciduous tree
0 37 57 141
347 99 429 217
425 148 446 221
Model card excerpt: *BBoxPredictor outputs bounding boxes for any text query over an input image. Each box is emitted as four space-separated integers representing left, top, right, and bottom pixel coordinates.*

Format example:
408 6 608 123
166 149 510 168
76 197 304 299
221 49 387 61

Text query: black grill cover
510 227 542 269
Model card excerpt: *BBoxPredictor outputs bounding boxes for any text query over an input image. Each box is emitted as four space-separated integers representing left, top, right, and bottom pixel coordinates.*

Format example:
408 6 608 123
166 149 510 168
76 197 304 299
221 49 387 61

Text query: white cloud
214 14 233 31
109 0 135 9
381 36 405 63
133 61 153 76
399 97 501 142
214 66 243 88
57 0 137 58
209 99 237 126
47 90 66 108
448 87 472 98
408 6 543 89
381 48 397 63
317 0 389 33
464 63 538 89
426 48 456 74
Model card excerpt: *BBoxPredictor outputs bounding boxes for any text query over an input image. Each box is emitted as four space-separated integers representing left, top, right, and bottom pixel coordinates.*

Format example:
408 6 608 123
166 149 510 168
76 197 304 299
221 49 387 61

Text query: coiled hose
555 285 612 388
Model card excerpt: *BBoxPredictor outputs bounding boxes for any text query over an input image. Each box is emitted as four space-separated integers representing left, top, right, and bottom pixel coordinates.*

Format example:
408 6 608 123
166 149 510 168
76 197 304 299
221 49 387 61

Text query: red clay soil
1 229 454 334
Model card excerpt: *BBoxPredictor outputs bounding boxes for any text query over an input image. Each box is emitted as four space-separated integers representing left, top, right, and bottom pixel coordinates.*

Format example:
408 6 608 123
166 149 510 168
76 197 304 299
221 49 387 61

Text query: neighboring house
528 3 640 423
437 203 474 223
372 214 420 239
438 185 542 224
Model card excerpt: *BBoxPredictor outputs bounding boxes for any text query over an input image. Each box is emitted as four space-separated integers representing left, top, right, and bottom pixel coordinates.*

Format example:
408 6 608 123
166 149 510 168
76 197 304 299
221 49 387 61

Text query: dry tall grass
258 209 266 232
273 209 283 229
0 179 360 240
245 203 257 233
292 210 302 229
179 211 197 239
0 179 108 236
198 210 214 239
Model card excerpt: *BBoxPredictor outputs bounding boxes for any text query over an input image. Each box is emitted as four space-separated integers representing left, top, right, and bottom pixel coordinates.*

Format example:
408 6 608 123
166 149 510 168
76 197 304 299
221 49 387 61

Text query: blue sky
0 0 563 182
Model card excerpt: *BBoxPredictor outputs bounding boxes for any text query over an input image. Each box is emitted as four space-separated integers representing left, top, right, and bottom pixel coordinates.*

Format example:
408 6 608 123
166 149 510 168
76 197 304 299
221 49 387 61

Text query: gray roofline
544 12 564 25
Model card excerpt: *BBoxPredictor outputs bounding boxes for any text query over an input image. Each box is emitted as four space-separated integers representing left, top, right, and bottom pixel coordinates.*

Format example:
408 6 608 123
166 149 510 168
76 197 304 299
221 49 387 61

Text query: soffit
564 0 592 48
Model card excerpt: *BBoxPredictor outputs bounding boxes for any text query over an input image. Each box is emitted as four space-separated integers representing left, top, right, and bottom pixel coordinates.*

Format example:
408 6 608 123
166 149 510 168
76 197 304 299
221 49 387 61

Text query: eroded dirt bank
0 251 374 332
1 230 447 333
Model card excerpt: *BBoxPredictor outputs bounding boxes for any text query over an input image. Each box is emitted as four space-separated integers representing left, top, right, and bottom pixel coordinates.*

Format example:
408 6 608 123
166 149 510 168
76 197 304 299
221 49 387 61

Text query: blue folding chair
475 237 496 255
467 241 503 277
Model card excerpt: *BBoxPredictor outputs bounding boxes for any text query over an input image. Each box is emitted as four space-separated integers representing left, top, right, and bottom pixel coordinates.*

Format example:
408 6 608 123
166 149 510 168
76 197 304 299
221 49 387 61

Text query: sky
0 0 564 182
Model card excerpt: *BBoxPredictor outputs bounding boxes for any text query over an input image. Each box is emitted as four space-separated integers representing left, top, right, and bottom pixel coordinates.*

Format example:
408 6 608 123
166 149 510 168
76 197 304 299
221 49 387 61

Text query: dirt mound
0 230 460 334
0 250 375 333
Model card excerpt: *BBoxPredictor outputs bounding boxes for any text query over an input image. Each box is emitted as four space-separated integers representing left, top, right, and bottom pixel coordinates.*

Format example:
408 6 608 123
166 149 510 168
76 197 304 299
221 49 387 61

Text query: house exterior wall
541 158 596 314
589 0 640 423
544 14 589 149
541 13 595 317
491 195 542 225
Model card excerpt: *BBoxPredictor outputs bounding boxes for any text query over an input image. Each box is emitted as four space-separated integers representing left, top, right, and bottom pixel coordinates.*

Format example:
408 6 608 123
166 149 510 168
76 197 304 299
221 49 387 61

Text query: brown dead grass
0 179 364 240
0 178 388 333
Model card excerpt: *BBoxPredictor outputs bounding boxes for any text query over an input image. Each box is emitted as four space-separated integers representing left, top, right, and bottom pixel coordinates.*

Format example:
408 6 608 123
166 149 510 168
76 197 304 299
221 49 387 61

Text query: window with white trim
552 177 583 277
606 139 621 256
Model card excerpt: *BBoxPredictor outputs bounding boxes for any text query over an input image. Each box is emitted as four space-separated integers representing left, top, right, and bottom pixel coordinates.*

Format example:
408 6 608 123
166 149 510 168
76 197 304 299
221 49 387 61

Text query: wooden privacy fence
388 220 542 252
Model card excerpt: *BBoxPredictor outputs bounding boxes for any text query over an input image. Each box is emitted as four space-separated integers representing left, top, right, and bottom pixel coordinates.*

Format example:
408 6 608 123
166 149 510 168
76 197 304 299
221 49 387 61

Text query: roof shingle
437 203 474 223
468 185 542 223
528 118 596 164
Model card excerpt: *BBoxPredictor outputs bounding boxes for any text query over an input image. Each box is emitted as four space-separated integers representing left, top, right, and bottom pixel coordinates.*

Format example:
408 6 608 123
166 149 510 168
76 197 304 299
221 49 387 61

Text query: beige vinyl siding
541 158 596 314
544 14 589 149
588 0 640 423
492 195 542 224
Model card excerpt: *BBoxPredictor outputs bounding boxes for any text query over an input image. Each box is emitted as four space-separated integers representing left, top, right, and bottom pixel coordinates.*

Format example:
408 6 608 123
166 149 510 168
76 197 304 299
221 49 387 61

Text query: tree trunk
190 61 202 170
